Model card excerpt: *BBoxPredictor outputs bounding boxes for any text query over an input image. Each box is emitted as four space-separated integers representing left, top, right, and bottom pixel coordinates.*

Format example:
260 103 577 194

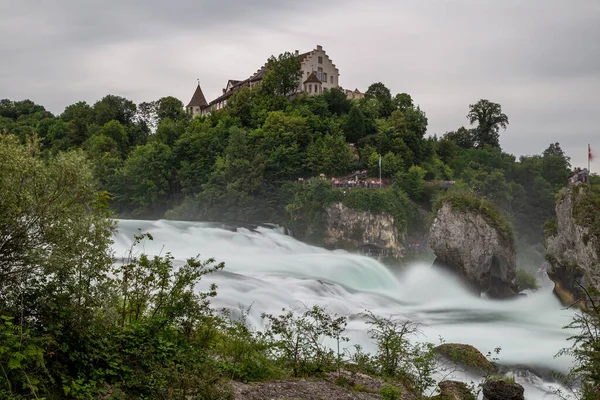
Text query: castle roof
303 71 321 84
187 84 208 108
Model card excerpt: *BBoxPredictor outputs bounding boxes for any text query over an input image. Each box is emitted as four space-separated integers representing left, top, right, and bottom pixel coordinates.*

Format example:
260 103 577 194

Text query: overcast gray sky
1 0 598 168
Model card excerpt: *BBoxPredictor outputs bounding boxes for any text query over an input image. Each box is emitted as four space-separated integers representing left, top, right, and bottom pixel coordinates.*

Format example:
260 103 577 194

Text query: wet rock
545 185 600 309
325 202 403 257
481 378 524 400
428 201 516 297
431 380 476 400
434 343 497 376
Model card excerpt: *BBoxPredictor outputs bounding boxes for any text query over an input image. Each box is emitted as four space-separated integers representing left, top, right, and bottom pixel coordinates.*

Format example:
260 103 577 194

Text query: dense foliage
0 50 597 398
0 52 577 251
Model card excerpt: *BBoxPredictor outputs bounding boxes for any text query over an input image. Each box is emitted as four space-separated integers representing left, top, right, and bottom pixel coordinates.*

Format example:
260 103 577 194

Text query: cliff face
428 202 517 298
324 202 402 257
545 185 600 307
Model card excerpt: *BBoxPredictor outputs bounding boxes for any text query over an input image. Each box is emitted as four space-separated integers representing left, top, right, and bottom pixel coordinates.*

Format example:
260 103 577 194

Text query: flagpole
589 143 591 173
379 155 382 189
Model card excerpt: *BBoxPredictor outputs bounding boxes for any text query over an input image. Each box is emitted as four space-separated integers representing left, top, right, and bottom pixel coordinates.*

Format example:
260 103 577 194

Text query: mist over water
113 219 579 399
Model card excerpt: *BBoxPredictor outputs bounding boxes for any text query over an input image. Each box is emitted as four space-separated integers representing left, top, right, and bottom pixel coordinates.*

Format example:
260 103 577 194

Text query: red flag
589 144 594 161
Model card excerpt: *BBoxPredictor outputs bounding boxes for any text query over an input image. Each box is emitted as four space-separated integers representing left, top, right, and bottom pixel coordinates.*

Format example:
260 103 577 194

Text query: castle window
318 56 323 64
323 72 327 83
309 84 312 93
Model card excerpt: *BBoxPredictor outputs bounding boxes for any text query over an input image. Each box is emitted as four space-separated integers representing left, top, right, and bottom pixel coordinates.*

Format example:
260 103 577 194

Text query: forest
0 52 579 255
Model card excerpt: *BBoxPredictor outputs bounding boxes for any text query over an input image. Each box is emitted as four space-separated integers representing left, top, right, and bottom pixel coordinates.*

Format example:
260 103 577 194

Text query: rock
428 200 517 297
481 378 524 400
431 380 476 400
230 372 419 400
325 202 403 258
434 343 497 376
545 185 600 309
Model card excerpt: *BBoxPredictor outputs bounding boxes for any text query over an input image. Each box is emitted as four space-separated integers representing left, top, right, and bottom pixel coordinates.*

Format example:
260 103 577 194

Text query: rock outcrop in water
434 343 497 376
481 378 524 400
324 202 402 257
428 195 517 298
432 381 476 400
545 184 600 308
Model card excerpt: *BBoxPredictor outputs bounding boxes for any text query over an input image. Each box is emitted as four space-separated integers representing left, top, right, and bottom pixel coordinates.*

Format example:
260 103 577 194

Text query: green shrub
362 311 437 394
543 217 558 238
261 305 349 377
379 383 402 400
514 269 540 292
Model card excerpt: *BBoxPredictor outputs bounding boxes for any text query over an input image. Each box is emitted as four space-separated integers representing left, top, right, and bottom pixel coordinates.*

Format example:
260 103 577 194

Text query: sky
1 0 599 168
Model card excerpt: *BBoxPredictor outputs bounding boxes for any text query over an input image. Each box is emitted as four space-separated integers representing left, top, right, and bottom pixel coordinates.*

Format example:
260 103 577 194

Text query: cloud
0 0 598 167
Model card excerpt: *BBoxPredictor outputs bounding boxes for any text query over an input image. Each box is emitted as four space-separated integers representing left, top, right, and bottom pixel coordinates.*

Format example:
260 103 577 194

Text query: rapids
113 219 579 399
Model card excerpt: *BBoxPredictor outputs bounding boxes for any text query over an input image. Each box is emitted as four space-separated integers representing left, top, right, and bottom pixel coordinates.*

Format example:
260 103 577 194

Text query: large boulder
545 184 600 308
325 202 403 258
481 378 524 400
428 197 516 297
434 343 497 376
431 380 476 400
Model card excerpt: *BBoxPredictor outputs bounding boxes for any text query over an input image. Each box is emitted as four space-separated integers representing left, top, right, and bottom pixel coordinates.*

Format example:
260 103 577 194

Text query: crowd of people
297 171 390 189
569 168 591 185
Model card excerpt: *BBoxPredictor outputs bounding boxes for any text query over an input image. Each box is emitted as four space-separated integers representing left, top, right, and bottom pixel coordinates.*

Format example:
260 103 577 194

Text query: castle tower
186 82 208 116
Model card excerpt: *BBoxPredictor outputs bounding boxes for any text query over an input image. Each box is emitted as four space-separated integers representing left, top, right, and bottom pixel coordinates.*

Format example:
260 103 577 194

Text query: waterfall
113 219 579 399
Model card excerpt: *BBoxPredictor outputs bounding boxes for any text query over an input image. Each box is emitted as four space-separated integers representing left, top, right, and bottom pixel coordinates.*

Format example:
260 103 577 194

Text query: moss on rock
434 343 497 376
433 191 514 251
571 183 600 259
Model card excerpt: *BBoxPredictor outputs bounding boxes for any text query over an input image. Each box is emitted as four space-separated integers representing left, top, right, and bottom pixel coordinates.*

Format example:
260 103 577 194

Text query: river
113 219 579 399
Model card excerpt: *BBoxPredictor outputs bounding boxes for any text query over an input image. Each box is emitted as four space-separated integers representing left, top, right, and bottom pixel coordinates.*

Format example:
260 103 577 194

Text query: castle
186 45 364 117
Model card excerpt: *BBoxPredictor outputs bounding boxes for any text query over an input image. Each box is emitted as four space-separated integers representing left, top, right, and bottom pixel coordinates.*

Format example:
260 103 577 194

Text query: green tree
392 93 413 112
444 127 476 149
118 142 177 216
365 82 394 117
98 119 129 157
541 142 571 189
262 51 303 97
344 105 367 143
0 134 114 323
394 166 426 201
93 94 137 126
323 86 351 116
60 101 94 146
306 133 354 176
467 99 509 148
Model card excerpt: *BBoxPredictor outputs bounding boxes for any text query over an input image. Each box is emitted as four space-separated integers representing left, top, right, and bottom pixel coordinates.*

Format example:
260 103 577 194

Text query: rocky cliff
545 184 600 308
428 197 517 298
324 202 403 258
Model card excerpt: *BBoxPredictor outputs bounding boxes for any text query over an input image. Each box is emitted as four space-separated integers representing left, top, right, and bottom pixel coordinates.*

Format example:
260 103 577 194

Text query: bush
394 165 426 201
380 383 402 400
558 285 600 399
261 305 349 377
543 217 558 238
362 311 436 394
514 269 540 292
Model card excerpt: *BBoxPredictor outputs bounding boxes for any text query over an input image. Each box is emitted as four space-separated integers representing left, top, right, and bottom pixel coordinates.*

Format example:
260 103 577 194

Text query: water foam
113 219 579 399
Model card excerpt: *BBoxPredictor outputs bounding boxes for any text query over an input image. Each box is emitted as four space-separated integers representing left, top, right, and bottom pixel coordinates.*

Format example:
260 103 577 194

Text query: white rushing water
113 219 579 399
